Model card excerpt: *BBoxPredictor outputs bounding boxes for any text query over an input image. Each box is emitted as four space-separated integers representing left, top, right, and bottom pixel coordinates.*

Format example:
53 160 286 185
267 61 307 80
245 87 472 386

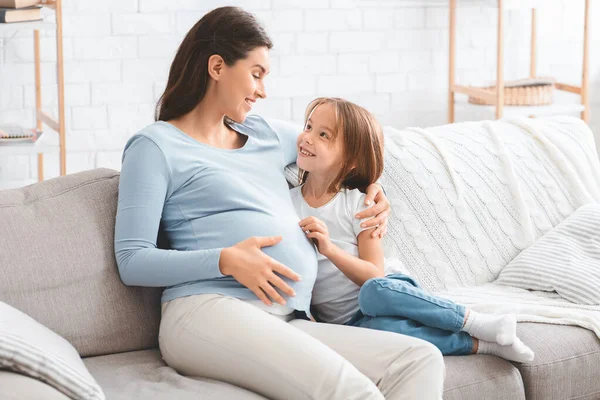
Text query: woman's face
219 46 270 123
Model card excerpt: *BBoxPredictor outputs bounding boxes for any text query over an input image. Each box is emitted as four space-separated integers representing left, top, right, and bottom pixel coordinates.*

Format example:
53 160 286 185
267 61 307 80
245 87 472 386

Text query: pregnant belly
192 211 318 284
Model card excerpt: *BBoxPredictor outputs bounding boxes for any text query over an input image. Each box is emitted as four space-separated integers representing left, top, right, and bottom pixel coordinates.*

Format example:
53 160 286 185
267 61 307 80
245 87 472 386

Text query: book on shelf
0 0 40 8
0 5 41 23
0 123 42 145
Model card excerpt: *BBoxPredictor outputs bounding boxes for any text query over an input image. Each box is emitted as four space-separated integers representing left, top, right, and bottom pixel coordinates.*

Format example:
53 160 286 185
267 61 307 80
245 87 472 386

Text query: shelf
0 6 56 33
0 0 65 184
452 85 496 103
451 81 584 109
448 0 590 124
0 20 55 33
455 0 545 8
356 0 545 9
454 84 586 119
0 130 59 156
454 96 585 120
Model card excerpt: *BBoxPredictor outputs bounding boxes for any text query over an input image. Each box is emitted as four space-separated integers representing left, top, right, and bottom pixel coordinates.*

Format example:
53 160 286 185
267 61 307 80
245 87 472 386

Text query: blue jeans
345 274 473 356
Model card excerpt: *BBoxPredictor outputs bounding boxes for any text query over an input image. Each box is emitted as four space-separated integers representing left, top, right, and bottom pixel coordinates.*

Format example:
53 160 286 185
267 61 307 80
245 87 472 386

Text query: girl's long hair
299 97 384 193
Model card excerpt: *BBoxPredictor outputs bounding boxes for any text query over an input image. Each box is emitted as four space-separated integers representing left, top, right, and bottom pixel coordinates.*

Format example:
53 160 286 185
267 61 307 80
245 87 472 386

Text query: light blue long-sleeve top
114 115 318 314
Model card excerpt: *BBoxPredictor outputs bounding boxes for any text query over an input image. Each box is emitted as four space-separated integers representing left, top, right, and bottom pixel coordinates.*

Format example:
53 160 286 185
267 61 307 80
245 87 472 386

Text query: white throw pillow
0 302 105 400
495 203 600 305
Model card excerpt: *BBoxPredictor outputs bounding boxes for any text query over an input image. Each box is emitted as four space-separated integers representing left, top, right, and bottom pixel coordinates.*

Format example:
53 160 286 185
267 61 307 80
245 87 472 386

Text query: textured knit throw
379 116 600 293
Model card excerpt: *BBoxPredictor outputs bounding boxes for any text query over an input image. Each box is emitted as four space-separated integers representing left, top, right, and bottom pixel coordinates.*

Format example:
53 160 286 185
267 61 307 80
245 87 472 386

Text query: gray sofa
1 167 599 400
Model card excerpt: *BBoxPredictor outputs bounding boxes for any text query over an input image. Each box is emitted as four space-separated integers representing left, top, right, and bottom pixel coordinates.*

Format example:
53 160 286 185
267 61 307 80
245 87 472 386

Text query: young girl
290 97 535 362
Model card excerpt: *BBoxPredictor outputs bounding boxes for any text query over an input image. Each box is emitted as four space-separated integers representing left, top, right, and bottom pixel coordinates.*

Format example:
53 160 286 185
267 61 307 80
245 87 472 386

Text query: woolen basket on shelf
468 77 556 106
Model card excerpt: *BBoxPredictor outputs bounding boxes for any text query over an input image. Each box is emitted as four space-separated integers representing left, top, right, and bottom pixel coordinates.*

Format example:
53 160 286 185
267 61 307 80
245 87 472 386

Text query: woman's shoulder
121 122 182 173
132 120 175 142
124 121 179 152
233 114 277 141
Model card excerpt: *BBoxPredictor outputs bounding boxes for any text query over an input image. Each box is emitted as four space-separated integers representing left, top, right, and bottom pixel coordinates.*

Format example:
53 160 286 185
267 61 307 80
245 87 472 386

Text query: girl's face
218 46 270 123
296 103 344 178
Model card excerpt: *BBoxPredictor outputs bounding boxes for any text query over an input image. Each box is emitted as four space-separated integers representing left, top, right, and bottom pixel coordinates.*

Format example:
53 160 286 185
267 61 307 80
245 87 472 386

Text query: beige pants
159 294 445 400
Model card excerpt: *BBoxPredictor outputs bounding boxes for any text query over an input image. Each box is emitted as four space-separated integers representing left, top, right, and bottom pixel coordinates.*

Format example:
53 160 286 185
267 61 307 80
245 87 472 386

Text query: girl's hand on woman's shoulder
219 236 302 307
299 216 334 257
358 184 390 239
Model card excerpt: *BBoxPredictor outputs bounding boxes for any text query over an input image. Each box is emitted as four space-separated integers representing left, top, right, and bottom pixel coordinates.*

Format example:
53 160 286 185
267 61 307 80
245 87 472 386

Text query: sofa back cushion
0 168 161 358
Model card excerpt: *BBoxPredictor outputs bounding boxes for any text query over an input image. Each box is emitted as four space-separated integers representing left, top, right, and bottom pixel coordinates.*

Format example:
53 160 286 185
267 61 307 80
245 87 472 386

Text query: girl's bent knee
358 277 385 314
364 276 386 289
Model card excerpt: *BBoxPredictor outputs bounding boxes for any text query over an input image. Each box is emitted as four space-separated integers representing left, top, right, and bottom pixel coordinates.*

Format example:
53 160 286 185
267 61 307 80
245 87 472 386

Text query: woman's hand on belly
219 236 302 306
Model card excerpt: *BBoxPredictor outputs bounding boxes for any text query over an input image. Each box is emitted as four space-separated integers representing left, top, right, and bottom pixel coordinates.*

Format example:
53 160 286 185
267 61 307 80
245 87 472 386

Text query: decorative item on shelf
468 76 556 106
0 123 43 145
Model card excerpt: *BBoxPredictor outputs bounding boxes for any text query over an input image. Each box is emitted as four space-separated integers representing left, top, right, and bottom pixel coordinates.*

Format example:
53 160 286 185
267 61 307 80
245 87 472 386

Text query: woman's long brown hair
155 7 272 122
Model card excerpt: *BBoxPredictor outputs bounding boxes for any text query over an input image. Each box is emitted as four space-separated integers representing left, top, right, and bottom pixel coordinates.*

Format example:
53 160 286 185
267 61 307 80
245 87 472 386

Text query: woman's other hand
359 183 390 239
219 236 301 306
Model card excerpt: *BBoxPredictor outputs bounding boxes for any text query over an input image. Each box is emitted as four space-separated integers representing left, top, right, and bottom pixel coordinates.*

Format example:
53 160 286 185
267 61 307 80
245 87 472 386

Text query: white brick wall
0 0 599 188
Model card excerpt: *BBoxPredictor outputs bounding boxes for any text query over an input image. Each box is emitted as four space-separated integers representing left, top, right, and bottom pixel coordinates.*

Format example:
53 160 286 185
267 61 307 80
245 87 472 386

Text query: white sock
477 337 535 363
461 310 517 345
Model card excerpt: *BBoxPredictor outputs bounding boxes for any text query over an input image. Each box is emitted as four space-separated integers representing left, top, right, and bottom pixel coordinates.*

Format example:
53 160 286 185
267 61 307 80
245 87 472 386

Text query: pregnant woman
114 6 445 400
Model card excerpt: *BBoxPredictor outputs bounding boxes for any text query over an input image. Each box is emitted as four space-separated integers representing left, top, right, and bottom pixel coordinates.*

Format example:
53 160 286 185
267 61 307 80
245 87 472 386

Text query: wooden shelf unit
448 0 590 123
0 0 66 181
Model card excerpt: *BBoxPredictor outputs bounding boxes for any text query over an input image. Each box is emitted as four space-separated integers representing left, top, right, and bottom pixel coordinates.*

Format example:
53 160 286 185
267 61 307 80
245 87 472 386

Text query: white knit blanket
380 116 600 338
436 284 600 338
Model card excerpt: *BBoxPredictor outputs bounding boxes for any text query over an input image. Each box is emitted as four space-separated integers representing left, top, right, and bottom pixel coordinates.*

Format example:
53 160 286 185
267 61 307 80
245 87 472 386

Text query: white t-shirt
290 186 372 324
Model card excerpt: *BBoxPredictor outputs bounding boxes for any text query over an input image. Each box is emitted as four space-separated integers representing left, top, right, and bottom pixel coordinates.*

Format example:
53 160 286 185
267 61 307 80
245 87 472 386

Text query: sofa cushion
83 348 267 400
443 354 525 400
0 302 105 400
516 322 600 400
0 370 71 400
85 348 527 400
0 168 162 357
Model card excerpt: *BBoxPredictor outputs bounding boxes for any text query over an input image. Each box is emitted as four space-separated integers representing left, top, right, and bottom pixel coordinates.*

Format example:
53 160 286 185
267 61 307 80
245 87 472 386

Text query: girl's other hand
299 216 334 257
